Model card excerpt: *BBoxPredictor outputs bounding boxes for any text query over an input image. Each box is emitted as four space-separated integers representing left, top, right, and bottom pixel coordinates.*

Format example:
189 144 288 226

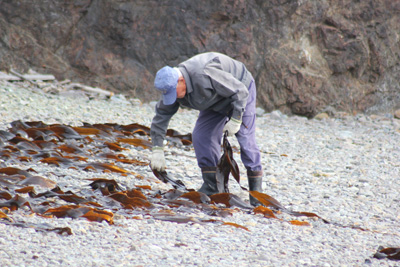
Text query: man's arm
150 100 180 147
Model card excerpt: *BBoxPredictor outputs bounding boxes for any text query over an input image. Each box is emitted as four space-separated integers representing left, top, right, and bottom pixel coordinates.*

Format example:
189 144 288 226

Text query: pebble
0 80 399 266
395 109 400 119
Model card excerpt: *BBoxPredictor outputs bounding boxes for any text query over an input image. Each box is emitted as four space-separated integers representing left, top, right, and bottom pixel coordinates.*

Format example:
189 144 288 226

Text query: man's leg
192 110 226 195
236 81 263 205
236 81 262 172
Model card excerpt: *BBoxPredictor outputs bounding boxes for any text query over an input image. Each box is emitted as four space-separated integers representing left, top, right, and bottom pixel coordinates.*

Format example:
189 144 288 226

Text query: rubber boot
248 170 263 206
198 167 218 196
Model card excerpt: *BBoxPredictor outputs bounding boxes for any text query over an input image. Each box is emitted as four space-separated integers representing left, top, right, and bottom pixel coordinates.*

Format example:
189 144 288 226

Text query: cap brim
162 89 177 105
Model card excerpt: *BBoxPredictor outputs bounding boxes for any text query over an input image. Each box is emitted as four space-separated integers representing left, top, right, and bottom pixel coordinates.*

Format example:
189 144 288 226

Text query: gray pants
192 81 262 172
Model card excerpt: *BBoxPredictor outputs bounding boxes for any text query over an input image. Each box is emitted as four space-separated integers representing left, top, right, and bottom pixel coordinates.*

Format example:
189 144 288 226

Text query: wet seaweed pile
0 120 398 262
0 120 317 229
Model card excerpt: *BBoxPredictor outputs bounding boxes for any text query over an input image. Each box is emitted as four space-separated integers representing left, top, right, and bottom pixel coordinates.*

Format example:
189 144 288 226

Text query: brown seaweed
151 168 188 191
221 222 250 231
216 131 247 193
0 120 383 236
44 205 114 224
374 247 400 261
1 220 73 235
210 193 253 209
88 178 122 195
0 195 31 211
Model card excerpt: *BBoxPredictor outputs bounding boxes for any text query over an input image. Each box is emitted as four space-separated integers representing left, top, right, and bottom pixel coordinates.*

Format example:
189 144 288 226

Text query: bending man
150 52 263 206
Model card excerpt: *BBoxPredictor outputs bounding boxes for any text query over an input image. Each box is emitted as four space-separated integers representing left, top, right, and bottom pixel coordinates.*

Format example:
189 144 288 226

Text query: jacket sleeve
150 100 180 147
203 60 249 121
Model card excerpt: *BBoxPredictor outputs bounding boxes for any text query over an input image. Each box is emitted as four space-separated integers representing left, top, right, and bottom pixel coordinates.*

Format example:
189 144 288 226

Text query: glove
223 117 242 136
150 146 166 171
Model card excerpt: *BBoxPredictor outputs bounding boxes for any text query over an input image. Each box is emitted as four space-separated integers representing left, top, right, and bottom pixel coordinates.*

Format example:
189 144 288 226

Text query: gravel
0 79 399 267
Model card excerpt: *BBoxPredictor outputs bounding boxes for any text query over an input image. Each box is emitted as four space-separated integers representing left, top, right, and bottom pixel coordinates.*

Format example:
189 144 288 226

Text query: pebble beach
0 79 399 267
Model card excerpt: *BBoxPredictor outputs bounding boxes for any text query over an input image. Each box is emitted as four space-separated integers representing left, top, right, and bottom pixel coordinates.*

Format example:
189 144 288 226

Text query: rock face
0 0 399 117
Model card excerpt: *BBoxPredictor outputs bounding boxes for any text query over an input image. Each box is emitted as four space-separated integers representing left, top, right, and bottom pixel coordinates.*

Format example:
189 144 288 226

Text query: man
150 52 263 206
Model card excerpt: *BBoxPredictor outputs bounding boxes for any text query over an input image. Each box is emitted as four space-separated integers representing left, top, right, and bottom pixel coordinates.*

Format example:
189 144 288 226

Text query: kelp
216 131 247 193
178 191 210 204
221 222 250 231
374 247 400 261
151 168 188 191
0 167 32 177
108 192 153 209
40 156 75 167
97 152 148 165
0 190 13 200
119 123 151 135
0 121 191 179
83 162 131 174
253 206 276 219
88 178 122 195
0 119 391 257
0 195 31 211
48 125 83 140
1 220 73 235
117 138 152 149
0 210 11 220
289 220 311 226
44 205 114 224
104 141 128 151
210 193 253 209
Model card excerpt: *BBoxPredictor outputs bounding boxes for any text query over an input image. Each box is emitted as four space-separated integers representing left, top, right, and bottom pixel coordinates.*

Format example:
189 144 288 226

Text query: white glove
150 146 166 171
223 117 242 136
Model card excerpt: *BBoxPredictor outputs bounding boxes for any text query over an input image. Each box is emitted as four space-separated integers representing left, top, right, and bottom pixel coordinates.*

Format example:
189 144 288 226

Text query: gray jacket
150 52 253 147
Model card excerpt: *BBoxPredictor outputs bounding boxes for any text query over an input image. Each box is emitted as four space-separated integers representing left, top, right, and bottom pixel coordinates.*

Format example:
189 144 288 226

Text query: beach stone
314 112 329 120
394 109 400 119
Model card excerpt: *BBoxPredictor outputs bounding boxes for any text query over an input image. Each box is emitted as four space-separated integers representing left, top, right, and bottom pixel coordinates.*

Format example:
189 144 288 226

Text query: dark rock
0 0 399 117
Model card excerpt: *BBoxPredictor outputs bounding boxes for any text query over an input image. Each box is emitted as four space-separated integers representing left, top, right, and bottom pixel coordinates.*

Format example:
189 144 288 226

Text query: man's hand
223 118 242 136
150 146 166 171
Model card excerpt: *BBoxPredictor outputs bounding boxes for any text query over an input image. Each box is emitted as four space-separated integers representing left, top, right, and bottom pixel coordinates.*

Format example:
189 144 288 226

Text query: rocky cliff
0 0 399 117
